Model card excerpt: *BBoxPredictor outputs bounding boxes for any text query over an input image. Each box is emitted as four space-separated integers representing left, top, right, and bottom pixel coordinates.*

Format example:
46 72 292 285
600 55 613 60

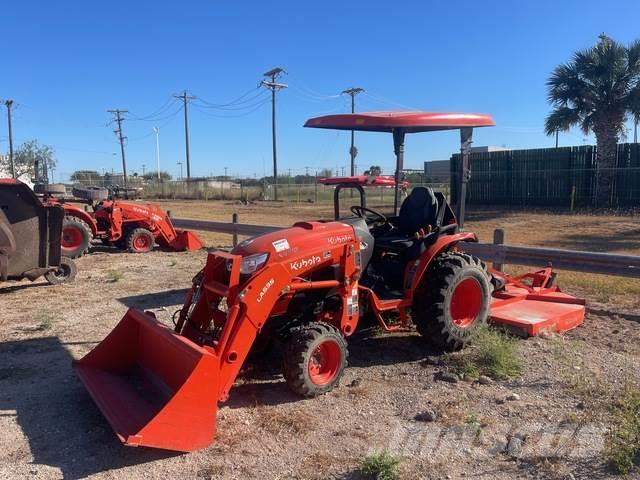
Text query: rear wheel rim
133 235 150 251
62 227 83 250
308 340 341 385
450 277 483 328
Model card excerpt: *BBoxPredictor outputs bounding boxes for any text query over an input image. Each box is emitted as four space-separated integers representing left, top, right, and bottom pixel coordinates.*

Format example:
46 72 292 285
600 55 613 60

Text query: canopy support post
456 127 473 230
392 129 405 215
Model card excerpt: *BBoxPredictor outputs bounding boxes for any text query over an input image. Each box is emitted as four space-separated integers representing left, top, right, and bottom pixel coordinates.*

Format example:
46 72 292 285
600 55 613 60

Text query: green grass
447 326 521 380
606 386 640 475
107 269 125 282
359 452 401 480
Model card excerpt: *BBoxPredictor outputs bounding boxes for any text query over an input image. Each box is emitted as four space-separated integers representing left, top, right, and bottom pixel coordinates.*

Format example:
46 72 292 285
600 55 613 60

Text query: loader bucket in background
172 230 204 251
73 309 219 452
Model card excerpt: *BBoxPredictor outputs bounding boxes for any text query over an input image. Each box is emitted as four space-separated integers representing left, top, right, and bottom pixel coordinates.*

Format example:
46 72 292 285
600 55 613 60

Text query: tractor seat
375 187 437 251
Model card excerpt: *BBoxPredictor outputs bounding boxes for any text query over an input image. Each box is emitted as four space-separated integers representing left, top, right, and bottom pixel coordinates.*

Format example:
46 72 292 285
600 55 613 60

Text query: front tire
282 322 348 397
413 251 492 350
126 228 154 253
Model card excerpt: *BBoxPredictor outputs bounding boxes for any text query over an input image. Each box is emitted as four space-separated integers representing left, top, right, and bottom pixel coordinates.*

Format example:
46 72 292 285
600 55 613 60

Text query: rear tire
413 251 492 350
282 322 348 397
126 228 154 253
45 257 77 285
61 216 92 258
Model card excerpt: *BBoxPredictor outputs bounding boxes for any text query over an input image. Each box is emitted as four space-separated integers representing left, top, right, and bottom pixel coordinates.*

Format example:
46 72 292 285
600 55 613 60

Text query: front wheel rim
308 340 341 385
133 235 150 251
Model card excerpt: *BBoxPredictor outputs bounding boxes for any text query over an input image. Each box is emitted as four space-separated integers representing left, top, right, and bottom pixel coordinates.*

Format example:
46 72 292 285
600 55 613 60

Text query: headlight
239 253 269 275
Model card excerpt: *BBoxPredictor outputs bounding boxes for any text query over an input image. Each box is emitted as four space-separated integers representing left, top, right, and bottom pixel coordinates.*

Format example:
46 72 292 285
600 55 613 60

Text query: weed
359 451 401 480
34 313 54 331
465 413 480 425
107 269 125 282
606 386 640 475
447 326 521 380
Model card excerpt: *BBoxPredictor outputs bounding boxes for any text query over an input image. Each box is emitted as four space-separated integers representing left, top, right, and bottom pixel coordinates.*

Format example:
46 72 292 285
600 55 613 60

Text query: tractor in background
42 186 203 257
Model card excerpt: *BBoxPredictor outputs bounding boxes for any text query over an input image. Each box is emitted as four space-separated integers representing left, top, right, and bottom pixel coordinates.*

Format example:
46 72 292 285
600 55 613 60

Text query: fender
62 204 98 235
404 231 478 297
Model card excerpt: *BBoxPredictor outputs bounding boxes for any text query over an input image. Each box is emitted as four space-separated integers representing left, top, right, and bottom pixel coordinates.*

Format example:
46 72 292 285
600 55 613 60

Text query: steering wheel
350 205 388 227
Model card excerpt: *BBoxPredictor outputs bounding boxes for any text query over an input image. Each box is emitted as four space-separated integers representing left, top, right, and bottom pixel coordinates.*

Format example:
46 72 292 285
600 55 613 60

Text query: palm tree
545 34 640 206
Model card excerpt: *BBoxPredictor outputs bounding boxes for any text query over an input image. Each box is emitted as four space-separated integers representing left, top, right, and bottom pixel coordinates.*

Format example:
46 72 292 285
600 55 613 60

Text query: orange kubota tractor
45 187 203 257
74 112 585 452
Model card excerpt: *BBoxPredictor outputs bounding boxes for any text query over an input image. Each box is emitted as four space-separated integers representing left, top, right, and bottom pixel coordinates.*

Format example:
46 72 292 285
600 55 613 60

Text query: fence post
493 228 504 272
232 213 238 247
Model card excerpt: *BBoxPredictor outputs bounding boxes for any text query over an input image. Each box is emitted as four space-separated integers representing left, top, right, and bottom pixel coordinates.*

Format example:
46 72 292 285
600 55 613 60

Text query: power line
191 99 270 118
174 90 196 180
107 109 129 196
260 67 287 201
195 89 269 110
128 97 180 121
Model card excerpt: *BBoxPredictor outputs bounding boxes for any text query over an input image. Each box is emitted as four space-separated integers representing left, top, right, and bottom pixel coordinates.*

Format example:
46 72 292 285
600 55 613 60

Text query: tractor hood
231 221 357 260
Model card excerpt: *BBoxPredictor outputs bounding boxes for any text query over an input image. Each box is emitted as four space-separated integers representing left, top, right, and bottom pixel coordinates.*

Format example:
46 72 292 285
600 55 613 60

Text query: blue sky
2 0 639 181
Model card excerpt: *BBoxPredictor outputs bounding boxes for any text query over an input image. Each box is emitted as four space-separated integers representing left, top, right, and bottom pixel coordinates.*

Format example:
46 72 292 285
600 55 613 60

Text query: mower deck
488 268 586 337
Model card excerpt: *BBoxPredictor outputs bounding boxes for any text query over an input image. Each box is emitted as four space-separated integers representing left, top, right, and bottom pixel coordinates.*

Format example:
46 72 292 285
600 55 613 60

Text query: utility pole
108 109 129 197
153 127 161 181
341 87 364 177
555 129 559 148
635 118 638 144
260 67 287 201
174 90 195 181
177 161 183 180
2 100 15 178
142 164 146 176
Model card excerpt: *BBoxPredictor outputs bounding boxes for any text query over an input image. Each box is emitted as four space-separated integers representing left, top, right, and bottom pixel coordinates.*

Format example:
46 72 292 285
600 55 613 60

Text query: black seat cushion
375 187 438 252
397 187 437 235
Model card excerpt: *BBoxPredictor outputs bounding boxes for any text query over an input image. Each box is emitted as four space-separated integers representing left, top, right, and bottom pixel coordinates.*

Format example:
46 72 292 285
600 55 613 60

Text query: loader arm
176 241 362 402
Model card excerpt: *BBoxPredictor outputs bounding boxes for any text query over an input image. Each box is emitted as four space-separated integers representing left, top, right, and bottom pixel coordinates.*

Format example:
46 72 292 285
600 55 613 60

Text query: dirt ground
1 200 639 480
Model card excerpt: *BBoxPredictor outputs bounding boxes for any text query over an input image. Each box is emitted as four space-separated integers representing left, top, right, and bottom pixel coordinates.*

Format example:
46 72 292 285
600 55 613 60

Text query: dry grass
255 406 315 435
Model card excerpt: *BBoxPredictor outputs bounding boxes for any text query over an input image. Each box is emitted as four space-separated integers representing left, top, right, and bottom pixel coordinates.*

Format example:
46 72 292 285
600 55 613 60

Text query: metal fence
451 143 640 208
145 181 450 205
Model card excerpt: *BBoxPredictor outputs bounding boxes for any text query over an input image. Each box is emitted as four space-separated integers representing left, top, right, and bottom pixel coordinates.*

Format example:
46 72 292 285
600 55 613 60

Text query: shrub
447 326 521 380
359 451 401 480
606 386 640 474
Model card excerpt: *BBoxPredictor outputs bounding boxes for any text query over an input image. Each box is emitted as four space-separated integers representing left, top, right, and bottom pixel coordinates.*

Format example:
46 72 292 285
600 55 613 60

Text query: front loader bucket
172 230 204 251
73 309 219 452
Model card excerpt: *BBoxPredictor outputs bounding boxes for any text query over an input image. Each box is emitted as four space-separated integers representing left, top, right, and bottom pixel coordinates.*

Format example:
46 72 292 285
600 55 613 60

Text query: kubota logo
256 278 275 303
289 255 322 271
327 234 353 245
